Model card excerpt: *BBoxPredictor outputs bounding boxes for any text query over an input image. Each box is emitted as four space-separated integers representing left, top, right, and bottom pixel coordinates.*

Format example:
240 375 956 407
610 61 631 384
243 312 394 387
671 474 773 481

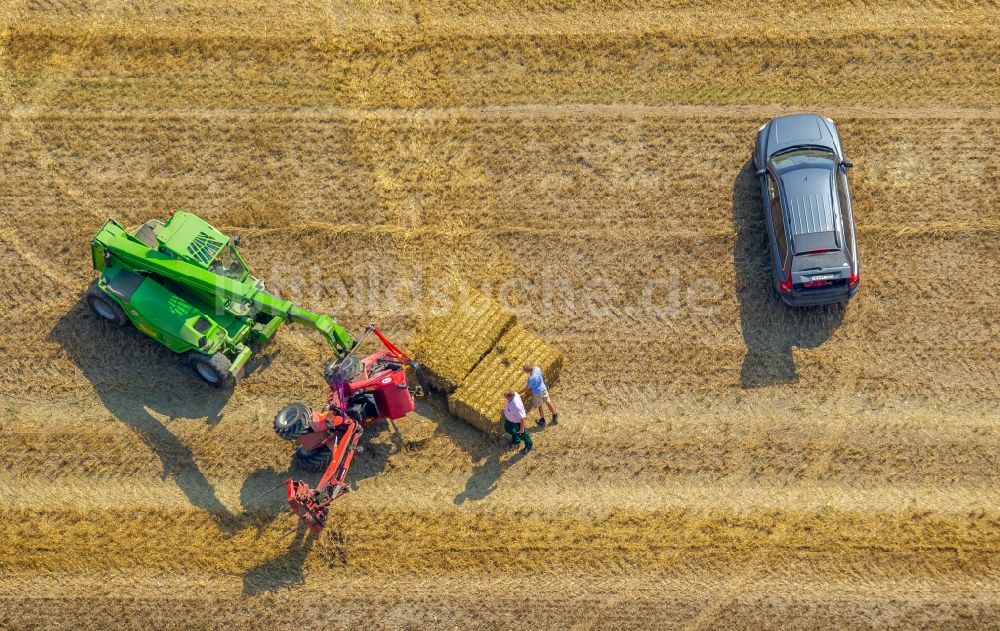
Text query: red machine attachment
273 325 426 533
283 411 363 533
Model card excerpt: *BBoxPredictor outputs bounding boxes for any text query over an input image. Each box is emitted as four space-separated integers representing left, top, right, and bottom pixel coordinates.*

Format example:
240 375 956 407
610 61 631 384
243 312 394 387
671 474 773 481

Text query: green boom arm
92 218 355 369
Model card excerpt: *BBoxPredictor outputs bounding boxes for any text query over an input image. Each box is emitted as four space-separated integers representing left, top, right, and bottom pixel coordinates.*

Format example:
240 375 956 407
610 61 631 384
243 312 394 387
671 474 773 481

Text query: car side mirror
233 234 241 246
755 168 767 178
840 160 854 170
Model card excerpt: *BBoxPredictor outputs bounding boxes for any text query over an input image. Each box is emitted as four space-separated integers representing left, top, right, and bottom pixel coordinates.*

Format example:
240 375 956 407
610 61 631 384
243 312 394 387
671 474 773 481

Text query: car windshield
771 148 836 172
211 244 245 280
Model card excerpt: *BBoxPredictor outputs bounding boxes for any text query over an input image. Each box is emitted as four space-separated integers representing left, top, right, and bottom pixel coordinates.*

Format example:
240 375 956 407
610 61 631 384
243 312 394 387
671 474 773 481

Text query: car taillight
778 280 793 294
849 273 860 287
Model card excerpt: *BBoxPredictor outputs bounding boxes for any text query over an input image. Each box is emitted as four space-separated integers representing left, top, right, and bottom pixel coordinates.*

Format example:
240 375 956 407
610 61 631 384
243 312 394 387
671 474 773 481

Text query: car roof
778 166 842 252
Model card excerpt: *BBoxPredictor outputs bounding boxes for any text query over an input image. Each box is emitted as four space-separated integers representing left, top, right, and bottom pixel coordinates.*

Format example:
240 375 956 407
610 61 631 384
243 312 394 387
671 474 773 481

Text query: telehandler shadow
53 298 377 592
732 161 845 388
51 299 251 533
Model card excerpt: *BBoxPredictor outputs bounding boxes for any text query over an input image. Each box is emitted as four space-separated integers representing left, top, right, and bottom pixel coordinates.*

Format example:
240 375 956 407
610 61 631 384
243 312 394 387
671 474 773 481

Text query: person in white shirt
500 390 533 452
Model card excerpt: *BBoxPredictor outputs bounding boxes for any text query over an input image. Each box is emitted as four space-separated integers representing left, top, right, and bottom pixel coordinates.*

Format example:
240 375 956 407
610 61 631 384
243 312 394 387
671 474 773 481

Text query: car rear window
792 250 847 272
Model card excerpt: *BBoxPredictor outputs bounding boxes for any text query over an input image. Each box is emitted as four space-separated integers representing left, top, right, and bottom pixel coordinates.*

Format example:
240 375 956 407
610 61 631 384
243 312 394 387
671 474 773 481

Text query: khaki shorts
532 391 551 408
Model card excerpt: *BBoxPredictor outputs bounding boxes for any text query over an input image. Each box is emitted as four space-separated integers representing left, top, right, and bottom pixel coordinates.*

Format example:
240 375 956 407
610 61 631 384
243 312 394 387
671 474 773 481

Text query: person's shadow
424 396 533 505
732 161 845 388
50 297 257 533
453 441 528 504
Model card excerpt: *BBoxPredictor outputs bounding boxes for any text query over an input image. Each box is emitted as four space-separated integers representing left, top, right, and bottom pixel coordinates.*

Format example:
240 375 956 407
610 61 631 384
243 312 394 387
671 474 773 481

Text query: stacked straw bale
449 324 564 435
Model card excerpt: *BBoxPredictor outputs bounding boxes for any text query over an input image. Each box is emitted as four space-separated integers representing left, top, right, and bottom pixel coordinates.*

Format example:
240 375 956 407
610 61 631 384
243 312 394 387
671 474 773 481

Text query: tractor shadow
235 393 532 591
239 466 289 527
241 527 316 595
237 413 401 594
732 161 845 388
240 525 349 596
50 299 246 533
238 462 353 595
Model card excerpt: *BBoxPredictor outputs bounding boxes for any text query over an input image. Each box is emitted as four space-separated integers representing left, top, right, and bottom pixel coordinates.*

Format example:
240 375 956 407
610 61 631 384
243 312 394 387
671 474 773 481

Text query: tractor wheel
323 355 362 386
86 283 129 327
294 445 333 472
273 402 312 440
188 352 232 388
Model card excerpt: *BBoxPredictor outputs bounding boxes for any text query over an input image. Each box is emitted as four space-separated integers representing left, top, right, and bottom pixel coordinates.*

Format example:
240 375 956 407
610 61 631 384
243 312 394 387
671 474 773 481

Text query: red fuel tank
371 367 415 420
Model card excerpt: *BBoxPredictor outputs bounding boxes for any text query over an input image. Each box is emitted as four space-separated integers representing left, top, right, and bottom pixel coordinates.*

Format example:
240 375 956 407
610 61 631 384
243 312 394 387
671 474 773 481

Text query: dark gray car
752 114 860 306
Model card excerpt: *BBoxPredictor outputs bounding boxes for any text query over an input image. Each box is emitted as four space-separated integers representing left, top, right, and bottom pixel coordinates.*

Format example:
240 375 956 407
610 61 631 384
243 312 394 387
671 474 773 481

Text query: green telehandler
89 210 370 386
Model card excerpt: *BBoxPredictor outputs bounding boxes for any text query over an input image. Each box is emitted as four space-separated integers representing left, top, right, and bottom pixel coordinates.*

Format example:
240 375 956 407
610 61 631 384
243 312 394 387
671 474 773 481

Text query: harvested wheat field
1 1 999 629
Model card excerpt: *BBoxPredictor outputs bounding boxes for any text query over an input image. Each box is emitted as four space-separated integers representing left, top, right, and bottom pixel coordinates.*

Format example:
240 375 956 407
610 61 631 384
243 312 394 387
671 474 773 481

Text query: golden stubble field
1 1 999 629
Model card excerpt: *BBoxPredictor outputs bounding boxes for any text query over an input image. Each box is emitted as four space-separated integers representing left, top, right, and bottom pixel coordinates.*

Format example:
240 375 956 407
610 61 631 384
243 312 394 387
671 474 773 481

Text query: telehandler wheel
294 445 333 472
86 283 129 327
274 403 312 440
188 352 232 388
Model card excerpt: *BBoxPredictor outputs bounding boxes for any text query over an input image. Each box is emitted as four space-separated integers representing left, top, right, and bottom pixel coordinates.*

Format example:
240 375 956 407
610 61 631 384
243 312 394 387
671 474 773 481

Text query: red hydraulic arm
370 325 413 364
285 417 363 534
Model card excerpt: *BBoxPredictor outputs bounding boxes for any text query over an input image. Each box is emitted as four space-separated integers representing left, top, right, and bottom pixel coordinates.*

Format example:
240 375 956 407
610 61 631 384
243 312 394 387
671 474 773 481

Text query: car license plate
809 274 836 281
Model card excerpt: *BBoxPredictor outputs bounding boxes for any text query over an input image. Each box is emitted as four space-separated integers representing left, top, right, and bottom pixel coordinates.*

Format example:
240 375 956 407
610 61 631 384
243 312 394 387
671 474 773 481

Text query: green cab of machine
88 211 355 386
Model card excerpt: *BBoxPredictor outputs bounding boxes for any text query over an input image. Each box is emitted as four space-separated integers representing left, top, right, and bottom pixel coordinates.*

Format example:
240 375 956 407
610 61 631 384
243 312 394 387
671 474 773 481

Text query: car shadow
50 298 248 533
732 161 845 388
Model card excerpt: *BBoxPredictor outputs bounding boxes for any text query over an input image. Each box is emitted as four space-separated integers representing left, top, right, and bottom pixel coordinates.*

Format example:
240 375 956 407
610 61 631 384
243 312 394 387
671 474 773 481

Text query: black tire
410 361 430 396
273 402 312 440
345 393 378 424
188 352 232 388
324 355 362 386
294 444 333 472
86 283 129 327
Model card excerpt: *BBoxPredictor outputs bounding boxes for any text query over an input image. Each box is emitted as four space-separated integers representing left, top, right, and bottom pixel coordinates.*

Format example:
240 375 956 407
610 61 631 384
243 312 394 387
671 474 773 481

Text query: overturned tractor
275 326 428 533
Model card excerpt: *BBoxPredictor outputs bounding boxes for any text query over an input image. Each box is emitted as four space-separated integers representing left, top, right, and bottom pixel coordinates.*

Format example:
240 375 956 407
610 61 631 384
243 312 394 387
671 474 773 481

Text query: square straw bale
412 287 516 393
448 324 563 435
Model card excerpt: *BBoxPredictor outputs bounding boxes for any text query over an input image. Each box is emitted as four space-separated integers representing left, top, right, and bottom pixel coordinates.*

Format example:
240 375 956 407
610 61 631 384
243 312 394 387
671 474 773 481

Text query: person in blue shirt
520 363 558 427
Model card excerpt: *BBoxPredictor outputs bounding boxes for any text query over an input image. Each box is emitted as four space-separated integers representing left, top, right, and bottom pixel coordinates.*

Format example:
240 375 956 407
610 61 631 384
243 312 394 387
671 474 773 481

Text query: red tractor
273 325 427 533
